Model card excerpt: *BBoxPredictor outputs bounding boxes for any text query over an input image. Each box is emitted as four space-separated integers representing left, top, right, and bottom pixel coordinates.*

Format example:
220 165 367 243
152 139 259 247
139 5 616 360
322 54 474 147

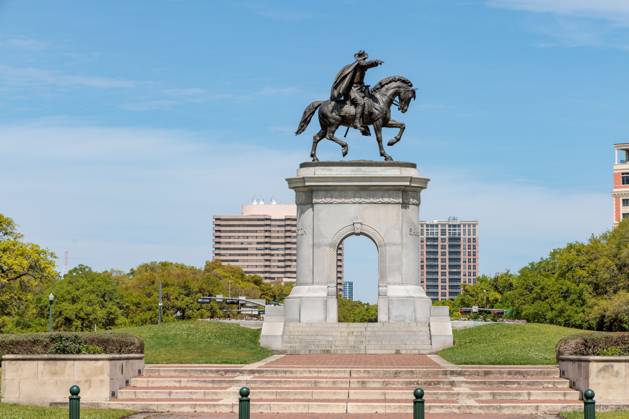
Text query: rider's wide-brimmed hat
354 50 368 60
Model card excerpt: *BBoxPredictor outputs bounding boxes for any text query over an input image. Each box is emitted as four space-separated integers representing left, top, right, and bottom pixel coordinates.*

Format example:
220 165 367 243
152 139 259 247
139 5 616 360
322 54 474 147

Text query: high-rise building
418 218 479 301
213 201 343 288
342 281 354 300
613 143 629 224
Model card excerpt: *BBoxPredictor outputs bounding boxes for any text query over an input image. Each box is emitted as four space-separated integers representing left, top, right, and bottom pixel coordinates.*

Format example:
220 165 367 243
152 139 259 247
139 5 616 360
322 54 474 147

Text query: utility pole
158 281 163 324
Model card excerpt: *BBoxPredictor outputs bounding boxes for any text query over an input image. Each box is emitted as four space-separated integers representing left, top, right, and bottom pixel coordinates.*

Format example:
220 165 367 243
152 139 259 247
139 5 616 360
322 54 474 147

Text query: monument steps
140 365 561 378
97 399 582 415
281 323 433 354
103 361 583 415
117 386 579 401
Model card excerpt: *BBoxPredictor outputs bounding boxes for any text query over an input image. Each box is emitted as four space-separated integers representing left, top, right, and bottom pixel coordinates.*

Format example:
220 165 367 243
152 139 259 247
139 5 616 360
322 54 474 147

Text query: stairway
95 355 582 415
282 322 433 354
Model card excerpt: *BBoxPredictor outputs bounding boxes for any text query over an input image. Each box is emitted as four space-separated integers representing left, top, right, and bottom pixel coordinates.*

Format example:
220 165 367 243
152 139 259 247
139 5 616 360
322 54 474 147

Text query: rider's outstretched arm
363 59 383 69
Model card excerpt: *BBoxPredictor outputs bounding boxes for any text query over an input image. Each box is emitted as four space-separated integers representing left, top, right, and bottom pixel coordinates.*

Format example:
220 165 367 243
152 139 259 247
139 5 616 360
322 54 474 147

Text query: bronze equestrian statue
296 50 417 161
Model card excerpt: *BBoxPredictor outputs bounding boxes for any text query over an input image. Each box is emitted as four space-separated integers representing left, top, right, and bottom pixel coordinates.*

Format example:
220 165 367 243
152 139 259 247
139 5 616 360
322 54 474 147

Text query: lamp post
48 292 54 332
158 281 163 325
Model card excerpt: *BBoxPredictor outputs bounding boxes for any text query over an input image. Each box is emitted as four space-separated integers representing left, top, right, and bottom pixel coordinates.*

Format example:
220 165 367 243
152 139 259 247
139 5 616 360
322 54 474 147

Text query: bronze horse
295 76 416 161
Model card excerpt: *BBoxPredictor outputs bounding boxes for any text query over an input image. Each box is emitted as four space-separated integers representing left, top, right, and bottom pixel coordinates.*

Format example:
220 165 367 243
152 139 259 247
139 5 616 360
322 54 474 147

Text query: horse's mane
371 76 413 93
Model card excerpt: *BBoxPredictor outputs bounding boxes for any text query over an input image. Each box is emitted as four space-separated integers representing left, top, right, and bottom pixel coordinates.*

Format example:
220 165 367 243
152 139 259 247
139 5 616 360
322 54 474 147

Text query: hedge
0 332 143 361
556 332 629 357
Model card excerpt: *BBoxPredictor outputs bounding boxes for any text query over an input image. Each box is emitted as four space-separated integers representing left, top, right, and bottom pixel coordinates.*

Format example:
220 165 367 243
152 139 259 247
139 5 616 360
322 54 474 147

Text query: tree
52 265 125 331
451 220 629 331
0 214 58 332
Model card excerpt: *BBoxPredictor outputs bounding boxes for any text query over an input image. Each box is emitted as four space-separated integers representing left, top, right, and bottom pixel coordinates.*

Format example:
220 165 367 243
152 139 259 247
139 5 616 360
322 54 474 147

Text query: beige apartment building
418 218 479 301
213 201 343 289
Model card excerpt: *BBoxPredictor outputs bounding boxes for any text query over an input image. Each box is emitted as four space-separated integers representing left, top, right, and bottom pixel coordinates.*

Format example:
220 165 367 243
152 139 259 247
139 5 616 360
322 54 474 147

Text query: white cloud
489 0 629 25
420 169 610 274
121 85 302 112
0 64 135 89
488 0 629 50
0 122 611 277
0 122 299 272
0 37 49 51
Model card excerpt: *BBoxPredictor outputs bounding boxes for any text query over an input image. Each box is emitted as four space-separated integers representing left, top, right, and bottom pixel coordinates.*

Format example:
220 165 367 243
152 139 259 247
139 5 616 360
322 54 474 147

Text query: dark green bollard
584 388 595 419
413 388 425 419
239 386 250 419
69 385 80 419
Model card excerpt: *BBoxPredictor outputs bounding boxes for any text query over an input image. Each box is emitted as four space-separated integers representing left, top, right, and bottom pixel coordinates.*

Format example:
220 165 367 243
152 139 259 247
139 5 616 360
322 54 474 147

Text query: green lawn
562 412 629 419
118 320 272 364
0 403 133 418
438 323 586 365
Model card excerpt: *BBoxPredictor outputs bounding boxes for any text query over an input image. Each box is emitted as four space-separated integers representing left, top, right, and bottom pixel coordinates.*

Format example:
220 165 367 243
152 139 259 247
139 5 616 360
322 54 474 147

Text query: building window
623 198 629 207
623 172 629 185
624 213 629 220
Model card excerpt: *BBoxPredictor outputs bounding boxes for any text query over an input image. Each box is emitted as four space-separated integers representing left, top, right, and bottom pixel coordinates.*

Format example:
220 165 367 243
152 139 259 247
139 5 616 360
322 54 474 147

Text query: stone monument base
261 305 452 354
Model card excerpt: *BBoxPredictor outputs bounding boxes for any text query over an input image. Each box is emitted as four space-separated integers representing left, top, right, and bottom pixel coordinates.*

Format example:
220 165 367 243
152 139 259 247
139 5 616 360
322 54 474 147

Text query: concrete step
95 399 583 415
116 386 580 401
142 365 560 379
129 375 570 389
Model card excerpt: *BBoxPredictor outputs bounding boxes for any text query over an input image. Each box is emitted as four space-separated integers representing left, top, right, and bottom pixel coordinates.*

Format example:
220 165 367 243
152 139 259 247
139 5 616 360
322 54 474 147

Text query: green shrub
556 332 629 357
337 298 377 322
0 332 143 361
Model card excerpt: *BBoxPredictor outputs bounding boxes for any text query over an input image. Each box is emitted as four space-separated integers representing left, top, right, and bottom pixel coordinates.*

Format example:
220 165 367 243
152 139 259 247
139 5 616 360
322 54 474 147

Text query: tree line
2 212 628 332
448 219 629 331
0 214 292 333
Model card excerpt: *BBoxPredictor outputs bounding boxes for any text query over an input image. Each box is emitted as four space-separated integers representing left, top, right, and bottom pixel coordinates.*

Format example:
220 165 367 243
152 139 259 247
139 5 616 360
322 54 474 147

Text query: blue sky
1 0 628 302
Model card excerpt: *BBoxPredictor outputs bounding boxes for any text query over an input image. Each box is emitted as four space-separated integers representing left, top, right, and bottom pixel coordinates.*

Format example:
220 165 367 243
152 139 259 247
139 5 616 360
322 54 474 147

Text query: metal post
239 387 250 419
413 388 424 419
158 281 163 324
68 385 80 419
584 388 595 419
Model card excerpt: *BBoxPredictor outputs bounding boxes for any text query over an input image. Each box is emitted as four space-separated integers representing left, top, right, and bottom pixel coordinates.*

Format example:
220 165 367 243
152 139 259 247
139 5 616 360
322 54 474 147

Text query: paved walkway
128 413 558 419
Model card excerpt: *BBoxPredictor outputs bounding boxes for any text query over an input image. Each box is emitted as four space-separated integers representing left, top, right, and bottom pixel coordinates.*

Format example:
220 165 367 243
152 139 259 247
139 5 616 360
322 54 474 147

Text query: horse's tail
295 100 323 135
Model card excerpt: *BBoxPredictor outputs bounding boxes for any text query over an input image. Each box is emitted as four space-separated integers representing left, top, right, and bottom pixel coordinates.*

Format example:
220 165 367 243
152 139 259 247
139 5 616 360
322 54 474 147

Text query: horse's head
397 86 416 113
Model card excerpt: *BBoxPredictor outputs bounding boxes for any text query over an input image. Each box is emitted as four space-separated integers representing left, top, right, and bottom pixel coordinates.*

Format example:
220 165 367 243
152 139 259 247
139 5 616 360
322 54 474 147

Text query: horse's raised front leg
373 122 393 161
311 129 325 162
326 126 349 157
385 119 405 146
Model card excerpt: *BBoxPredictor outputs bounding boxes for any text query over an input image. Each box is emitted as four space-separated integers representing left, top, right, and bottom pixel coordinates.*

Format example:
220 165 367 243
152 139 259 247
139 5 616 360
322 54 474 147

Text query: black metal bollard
239 386 250 419
584 388 595 419
413 387 425 419
68 385 80 419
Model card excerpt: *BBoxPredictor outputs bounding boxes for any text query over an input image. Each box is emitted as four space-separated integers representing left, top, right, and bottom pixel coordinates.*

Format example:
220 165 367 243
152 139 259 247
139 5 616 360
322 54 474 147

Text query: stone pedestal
260 161 452 353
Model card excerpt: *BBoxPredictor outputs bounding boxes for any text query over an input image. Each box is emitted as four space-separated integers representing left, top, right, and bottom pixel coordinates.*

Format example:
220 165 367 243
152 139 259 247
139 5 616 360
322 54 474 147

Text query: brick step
116 386 579 401
129 376 570 389
93 399 582 415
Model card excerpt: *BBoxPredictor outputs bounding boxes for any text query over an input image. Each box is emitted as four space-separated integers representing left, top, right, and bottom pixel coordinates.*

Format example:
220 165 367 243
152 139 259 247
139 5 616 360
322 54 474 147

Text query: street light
48 292 54 332
157 281 163 325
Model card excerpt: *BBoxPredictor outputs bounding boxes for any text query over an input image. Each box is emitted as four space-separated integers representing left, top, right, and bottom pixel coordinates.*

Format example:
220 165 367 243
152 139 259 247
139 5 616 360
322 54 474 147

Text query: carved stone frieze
312 190 402 204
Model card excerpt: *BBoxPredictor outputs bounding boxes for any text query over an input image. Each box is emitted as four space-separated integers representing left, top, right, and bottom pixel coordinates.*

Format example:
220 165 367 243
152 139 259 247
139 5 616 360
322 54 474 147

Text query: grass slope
118 320 272 364
438 323 584 365
0 403 132 419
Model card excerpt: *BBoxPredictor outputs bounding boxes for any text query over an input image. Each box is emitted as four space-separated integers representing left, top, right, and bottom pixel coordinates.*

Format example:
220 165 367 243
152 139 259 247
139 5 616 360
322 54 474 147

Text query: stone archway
330 222 385 320
283 161 432 325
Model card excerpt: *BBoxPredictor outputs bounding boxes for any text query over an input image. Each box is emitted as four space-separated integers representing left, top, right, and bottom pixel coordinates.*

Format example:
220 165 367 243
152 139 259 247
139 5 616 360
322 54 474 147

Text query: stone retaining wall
558 355 629 403
1 353 144 405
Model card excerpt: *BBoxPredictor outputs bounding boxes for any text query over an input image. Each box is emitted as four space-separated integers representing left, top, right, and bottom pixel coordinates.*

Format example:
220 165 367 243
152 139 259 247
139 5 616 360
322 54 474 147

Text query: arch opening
336 234 379 323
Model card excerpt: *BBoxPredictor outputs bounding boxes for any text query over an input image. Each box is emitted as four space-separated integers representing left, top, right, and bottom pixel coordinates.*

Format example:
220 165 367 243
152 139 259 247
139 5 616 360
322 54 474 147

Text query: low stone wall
1 354 144 405
558 355 629 403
